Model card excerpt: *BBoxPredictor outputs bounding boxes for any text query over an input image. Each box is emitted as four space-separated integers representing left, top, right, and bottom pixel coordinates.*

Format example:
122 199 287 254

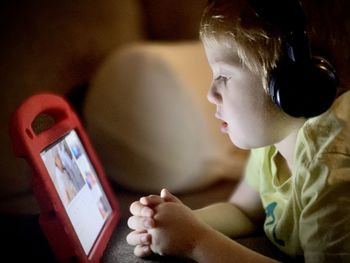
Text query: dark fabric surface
1 214 57 262
0 214 302 262
0 214 195 262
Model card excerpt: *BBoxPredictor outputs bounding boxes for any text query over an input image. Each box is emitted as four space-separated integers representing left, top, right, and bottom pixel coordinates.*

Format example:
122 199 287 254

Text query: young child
127 0 350 262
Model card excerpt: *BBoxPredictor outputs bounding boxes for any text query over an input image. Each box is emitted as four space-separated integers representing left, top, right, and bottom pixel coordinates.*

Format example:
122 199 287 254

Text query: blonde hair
200 0 350 93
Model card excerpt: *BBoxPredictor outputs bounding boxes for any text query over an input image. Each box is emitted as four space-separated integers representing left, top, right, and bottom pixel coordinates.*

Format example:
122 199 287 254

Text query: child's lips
220 121 228 133
215 113 228 132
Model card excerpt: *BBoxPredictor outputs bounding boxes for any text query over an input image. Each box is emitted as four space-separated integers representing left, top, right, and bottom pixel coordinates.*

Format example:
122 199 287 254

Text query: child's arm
189 222 279 263
194 179 264 237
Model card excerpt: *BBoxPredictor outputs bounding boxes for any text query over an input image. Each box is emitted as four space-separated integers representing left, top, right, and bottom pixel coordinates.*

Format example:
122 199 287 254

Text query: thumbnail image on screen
40 130 112 255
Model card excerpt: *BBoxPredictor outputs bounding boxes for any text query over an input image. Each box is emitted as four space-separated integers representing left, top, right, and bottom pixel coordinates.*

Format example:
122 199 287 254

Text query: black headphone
249 0 339 118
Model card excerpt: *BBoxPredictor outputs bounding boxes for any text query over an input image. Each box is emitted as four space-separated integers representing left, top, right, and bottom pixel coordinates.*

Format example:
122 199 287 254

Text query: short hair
200 0 350 93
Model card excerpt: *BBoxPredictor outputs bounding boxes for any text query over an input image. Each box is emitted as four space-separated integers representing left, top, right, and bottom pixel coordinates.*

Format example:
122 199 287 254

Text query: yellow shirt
245 91 350 262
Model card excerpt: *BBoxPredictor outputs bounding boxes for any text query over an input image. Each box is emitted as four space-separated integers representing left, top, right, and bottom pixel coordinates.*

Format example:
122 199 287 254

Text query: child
127 0 350 262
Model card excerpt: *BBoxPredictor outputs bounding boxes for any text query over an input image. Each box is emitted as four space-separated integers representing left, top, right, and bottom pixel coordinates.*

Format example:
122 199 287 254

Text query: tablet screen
40 130 112 255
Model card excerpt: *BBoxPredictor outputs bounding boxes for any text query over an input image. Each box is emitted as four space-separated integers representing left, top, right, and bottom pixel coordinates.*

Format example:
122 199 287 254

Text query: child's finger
134 245 152 258
128 215 155 230
140 195 164 206
160 188 182 203
130 201 154 217
126 230 151 246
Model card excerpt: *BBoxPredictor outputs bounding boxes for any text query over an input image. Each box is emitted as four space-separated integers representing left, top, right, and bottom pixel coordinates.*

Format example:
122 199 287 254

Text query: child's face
204 42 296 149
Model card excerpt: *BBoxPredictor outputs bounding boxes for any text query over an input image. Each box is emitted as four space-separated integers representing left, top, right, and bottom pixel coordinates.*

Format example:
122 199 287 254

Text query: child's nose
207 82 222 105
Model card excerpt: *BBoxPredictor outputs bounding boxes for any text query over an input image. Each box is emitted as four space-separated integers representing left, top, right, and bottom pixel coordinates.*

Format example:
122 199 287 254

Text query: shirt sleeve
299 152 350 263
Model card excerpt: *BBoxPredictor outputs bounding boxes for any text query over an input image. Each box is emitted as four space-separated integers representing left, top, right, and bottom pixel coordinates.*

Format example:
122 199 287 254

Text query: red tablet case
9 93 120 262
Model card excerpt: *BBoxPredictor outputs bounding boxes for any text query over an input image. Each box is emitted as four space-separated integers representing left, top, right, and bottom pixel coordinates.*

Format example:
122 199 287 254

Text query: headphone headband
250 0 306 32
249 0 311 64
248 0 339 117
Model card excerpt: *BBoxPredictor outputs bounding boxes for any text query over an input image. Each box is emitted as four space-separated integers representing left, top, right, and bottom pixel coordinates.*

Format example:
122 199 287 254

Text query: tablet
9 93 120 262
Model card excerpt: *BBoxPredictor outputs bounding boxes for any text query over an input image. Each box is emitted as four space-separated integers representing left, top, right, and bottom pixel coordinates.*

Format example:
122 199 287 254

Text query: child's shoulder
297 90 350 160
295 90 350 184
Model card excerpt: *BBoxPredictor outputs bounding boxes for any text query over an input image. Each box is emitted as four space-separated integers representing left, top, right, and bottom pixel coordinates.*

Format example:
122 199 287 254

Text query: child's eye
215 75 230 84
214 75 221 81
215 75 225 81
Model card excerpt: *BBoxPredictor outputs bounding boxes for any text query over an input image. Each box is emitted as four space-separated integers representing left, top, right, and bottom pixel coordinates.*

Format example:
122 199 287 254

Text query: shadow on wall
140 0 207 40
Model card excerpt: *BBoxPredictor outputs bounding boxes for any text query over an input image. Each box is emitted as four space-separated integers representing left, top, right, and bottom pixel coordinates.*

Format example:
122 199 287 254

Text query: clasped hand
126 189 208 258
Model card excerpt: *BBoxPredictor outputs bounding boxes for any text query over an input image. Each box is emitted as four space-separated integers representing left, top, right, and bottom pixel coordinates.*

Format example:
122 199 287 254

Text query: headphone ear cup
304 57 338 116
268 57 338 118
268 58 306 117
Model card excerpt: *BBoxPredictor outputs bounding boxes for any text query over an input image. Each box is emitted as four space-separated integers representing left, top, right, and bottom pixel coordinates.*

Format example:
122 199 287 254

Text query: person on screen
54 149 77 206
85 171 97 190
59 141 85 192
126 0 350 262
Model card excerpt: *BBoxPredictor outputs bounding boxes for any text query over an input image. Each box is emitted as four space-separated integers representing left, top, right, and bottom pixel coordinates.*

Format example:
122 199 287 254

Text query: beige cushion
84 42 248 193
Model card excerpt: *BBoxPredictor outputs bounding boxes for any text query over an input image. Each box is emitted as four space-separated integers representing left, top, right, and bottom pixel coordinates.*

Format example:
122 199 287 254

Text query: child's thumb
160 188 181 203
